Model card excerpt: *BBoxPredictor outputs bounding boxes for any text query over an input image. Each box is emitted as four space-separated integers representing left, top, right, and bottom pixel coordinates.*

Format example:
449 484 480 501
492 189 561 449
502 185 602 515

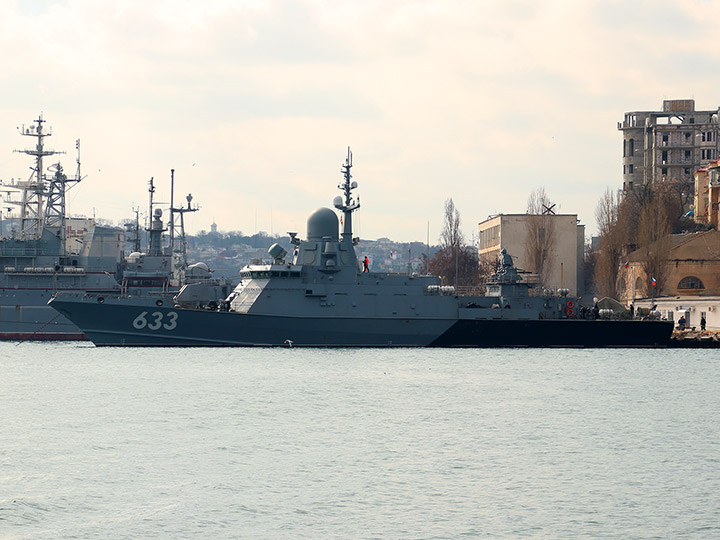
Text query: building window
662 134 668 146
628 164 634 173
685 132 691 141
629 138 634 155
678 276 704 289
623 140 626 157
662 167 668 175
702 149 714 160
685 150 691 159
662 150 668 163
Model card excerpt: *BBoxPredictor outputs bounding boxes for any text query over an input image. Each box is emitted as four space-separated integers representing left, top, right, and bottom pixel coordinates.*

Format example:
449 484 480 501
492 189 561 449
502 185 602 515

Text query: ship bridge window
678 276 704 289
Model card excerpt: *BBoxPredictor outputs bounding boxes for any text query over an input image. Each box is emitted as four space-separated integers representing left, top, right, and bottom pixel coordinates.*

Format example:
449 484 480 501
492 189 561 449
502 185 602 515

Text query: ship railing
0 265 89 274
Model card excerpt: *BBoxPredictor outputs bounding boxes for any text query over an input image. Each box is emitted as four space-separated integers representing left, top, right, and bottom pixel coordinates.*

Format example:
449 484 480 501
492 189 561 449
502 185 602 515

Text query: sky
1 0 719 243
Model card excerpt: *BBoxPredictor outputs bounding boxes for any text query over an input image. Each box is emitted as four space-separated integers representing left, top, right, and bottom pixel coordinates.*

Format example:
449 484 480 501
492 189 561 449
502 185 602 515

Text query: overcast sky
1 0 718 243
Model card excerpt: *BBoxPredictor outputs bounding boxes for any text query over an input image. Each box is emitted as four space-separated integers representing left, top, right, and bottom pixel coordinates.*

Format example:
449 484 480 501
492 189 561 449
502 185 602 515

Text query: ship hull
49 295 674 348
0 290 96 340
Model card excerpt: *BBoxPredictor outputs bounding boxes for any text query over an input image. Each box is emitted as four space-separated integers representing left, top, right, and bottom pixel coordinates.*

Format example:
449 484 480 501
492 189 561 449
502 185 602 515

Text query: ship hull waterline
49 298 673 348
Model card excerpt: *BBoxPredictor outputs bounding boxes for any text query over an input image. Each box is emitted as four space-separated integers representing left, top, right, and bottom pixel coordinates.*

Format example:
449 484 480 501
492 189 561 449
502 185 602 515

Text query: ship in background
0 115 231 341
118 174 234 308
0 115 124 339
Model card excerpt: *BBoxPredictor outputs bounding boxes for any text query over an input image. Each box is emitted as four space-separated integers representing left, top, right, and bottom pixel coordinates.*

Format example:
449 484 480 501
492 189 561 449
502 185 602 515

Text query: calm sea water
1 343 719 540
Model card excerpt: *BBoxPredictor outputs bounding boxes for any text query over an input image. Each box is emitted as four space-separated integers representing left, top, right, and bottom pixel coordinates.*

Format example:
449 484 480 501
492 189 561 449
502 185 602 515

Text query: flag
651 277 657 287
624 261 629 268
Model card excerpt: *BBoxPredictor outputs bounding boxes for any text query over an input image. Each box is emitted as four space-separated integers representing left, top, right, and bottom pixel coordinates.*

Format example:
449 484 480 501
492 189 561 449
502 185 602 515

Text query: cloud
0 0 718 242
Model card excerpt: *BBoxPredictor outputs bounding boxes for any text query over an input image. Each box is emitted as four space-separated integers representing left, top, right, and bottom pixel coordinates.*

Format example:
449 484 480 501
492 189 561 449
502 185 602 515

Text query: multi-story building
478 214 585 297
618 99 719 192
693 159 720 227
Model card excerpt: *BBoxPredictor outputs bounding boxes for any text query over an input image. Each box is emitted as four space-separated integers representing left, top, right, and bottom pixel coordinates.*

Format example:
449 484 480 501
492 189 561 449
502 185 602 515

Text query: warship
114 174 234 308
0 115 123 339
49 150 673 347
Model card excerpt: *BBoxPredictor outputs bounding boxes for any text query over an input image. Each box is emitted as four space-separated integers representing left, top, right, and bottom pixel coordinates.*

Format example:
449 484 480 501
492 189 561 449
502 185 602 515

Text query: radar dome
307 207 339 241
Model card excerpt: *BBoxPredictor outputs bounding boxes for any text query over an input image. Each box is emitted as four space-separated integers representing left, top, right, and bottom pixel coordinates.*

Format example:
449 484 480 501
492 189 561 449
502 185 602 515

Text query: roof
628 230 720 262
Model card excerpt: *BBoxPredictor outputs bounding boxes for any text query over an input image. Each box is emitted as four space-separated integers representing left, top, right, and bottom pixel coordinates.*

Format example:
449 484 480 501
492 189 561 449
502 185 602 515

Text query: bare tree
637 193 671 295
593 185 674 299
593 188 623 298
525 187 556 287
440 198 464 251
429 198 481 287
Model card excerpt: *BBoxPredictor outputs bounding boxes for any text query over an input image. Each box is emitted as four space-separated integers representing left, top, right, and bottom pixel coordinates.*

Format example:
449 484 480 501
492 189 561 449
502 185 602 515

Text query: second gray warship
0 115 122 339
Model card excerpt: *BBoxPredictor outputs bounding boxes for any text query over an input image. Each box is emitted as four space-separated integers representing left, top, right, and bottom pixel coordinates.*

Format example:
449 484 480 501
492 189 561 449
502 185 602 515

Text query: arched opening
677 276 704 290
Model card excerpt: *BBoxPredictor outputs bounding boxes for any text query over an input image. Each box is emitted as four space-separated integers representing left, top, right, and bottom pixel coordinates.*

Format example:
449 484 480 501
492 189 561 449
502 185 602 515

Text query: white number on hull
132 311 178 331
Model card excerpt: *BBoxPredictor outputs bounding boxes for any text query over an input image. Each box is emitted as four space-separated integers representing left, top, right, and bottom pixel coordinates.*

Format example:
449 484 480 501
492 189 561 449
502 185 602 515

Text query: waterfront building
619 230 720 328
477 214 585 297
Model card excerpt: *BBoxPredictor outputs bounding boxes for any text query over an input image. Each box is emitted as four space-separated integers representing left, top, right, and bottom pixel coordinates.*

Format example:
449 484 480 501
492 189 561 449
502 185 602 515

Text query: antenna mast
44 139 83 254
10 115 65 240
333 147 360 245
169 169 199 275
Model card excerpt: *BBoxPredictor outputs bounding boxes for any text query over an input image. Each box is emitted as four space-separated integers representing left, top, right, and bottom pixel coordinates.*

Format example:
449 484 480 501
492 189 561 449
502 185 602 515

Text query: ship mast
333 147 360 248
44 139 83 255
11 115 65 240
168 168 198 276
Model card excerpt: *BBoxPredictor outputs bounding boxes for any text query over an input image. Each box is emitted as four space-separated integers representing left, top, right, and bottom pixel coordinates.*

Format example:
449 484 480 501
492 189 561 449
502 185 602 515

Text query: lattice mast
44 139 83 253
168 168 198 275
12 115 65 240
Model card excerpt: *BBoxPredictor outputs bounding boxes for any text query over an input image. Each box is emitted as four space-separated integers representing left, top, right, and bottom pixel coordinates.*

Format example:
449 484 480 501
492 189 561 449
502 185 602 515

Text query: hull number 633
132 311 178 331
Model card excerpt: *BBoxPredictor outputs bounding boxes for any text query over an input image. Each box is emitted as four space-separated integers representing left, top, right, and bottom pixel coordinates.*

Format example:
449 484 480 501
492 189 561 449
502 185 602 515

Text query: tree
525 187 556 287
440 198 463 252
428 198 481 287
637 192 671 295
593 188 623 298
592 184 676 299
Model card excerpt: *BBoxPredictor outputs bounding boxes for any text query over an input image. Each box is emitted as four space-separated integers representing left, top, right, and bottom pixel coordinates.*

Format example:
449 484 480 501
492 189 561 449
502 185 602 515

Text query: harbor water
2 343 719 539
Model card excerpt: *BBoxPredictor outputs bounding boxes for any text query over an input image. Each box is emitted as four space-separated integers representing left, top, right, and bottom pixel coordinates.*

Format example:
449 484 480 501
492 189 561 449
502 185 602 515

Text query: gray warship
0 115 123 339
49 150 673 347
116 175 234 307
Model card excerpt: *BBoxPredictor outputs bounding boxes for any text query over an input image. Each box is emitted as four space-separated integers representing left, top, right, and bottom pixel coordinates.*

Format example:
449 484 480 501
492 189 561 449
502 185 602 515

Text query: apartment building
618 99 719 192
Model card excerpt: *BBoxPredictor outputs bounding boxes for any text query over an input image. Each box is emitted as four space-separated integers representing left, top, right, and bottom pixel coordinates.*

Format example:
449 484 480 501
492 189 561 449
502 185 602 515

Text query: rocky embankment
669 330 720 348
